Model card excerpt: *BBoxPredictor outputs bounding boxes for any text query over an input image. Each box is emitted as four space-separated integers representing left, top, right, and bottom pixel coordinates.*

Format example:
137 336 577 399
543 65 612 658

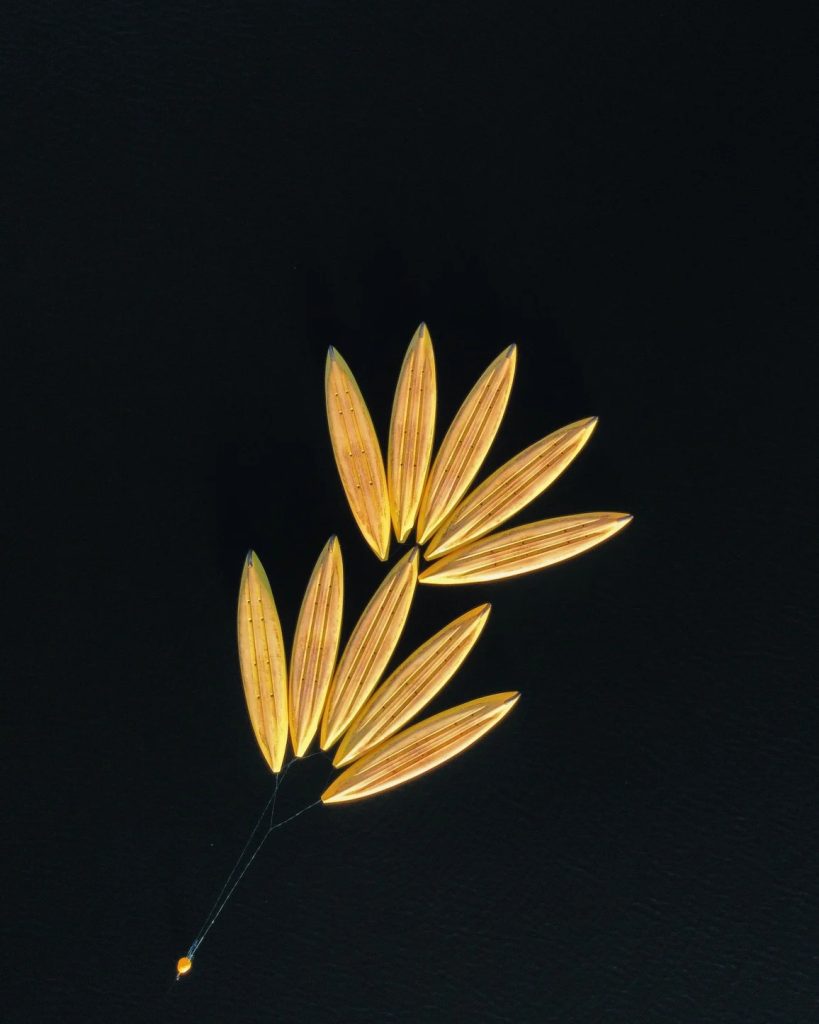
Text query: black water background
3 4 815 1022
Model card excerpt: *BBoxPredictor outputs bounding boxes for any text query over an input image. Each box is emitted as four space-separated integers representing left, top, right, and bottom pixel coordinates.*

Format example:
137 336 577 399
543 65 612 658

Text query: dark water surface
3 3 815 1022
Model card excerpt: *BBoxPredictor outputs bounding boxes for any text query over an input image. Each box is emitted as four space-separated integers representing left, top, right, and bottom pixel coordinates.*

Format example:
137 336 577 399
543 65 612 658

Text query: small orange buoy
176 956 193 977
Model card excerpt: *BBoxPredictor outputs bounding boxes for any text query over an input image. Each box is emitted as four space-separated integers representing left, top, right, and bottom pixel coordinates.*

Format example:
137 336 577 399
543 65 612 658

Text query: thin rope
186 799 321 960
186 765 289 958
181 755 328 969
